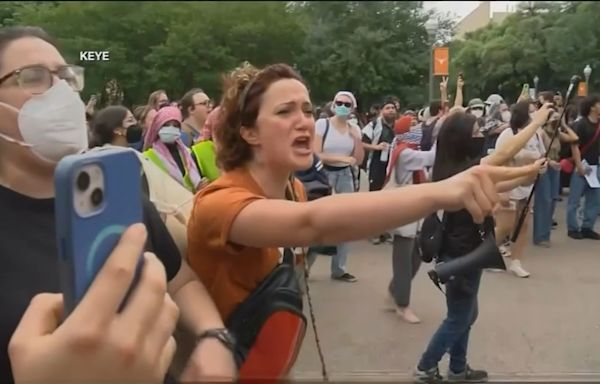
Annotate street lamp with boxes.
[584,64,592,95]
[533,75,539,98]
[425,20,438,103]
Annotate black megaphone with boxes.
[428,232,505,285]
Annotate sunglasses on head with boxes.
[334,100,352,108]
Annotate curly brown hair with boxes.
[215,62,304,171]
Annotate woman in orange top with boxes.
[186,63,544,378]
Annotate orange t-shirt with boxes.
[186,167,306,322]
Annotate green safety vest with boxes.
[144,148,196,192]
[191,140,220,181]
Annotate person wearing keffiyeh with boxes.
[385,115,437,324]
[143,106,203,192]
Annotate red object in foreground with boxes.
[238,311,306,383]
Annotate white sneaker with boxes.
[509,260,530,278]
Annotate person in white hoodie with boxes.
[384,116,436,324]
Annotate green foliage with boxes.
[452,1,600,103]
[16,1,600,110]
[5,1,453,111]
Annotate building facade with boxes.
[454,1,513,40]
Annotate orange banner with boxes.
[433,47,449,76]
[578,82,588,97]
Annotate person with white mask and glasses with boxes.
[313,90,364,282]
[0,26,236,384]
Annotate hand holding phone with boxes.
[54,148,144,315]
[9,224,179,383]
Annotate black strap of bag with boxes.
[286,179,329,381]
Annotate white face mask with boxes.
[158,125,181,144]
[501,111,511,122]
[471,109,483,118]
[0,80,88,163]
[349,118,358,126]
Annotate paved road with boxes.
[292,201,600,381]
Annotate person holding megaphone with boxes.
[414,104,552,384]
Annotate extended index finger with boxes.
[485,164,537,183]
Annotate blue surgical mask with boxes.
[334,105,351,117]
[158,125,181,144]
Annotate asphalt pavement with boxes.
[292,200,600,382]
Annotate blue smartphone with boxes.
[54,148,144,316]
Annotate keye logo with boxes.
[79,51,110,62]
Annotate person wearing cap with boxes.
[466,98,486,132]
[361,97,398,244]
[313,90,364,282]
[466,98,485,118]
[383,115,437,324]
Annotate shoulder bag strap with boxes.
[285,177,329,381]
[321,119,331,151]
[580,123,600,156]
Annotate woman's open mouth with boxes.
[292,136,312,154]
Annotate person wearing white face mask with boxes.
[313,90,364,282]
[142,106,207,193]
[466,98,485,120]
[0,26,236,384]
[481,97,510,154]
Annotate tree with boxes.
[7,1,453,111]
[293,1,453,109]
[451,1,600,103]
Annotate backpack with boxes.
[295,154,332,201]
[417,210,446,263]
[420,117,440,151]
[294,156,336,256]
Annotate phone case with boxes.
[54,148,143,315]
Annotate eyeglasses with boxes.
[195,100,211,107]
[0,64,84,94]
[334,100,352,108]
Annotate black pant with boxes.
[369,163,387,191]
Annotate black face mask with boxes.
[468,137,486,159]
[125,124,143,143]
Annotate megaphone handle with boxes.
[434,280,445,295]
[428,270,446,295]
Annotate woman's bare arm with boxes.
[228,163,542,248]
[482,104,552,166]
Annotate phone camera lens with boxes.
[90,188,104,207]
[76,171,90,191]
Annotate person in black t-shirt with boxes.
[566,95,600,240]
[414,106,552,384]
[361,98,398,244]
[362,98,398,193]
[0,26,235,383]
